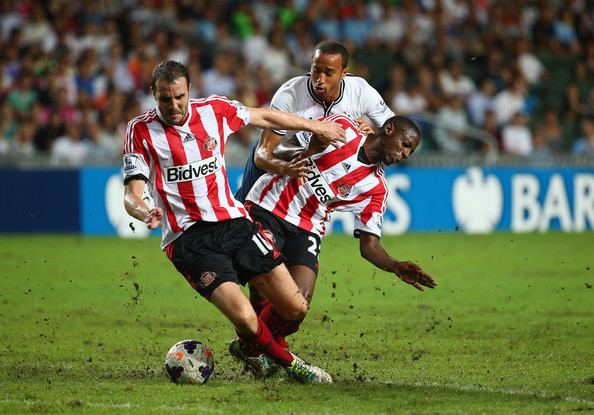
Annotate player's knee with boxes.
[232,308,258,335]
[283,299,308,321]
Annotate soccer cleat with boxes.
[286,354,333,384]
[228,338,278,378]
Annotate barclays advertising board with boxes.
[77,166,594,237]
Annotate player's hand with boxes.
[356,119,374,135]
[281,157,310,179]
[312,120,346,148]
[307,134,330,156]
[393,261,437,291]
[145,207,163,230]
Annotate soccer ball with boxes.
[164,339,214,384]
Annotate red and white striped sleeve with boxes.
[201,95,249,137]
[122,111,153,182]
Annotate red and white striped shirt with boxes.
[122,95,250,249]
[246,115,388,237]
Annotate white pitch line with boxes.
[377,380,594,406]
[0,398,225,414]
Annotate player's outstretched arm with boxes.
[124,179,162,230]
[359,233,437,291]
[248,107,346,147]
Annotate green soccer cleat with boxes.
[286,354,333,384]
[228,338,278,379]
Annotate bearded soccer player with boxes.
[122,60,347,383]
[229,114,436,375]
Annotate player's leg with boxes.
[209,280,294,369]
[248,284,269,316]
[258,228,321,346]
[258,265,316,347]
[244,204,285,316]
[233,141,266,202]
[249,264,308,322]
[166,220,294,371]
[290,264,318,305]
[232,221,332,383]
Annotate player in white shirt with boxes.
[234,40,395,202]
[234,40,396,327]
[122,61,347,383]
[230,114,436,375]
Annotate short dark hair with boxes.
[385,115,422,143]
[313,41,349,69]
[151,60,190,90]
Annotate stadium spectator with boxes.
[261,27,294,87]
[11,119,37,158]
[531,126,554,161]
[21,3,55,48]
[482,109,503,150]
[105,43,135,94]
[242,21,268,69]
[516,37,545,85]
[493,76,528,126]
[7,70,38,118]
[438,60,476,99]
[0,103,17,150]
[50,122,87,166]
[201,52,236,97]
[466,78,496,127]
[572,118,594,156]
[502,112,533,157]
[433,95,470,154]
[541,108,564,152]
[392,81,428,116]
[122,60,344,384]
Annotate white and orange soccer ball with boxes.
[164,339,214,384]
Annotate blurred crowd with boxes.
[1,0,594,167]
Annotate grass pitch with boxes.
[0,232,593,414]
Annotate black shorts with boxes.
[246,203,321,275]
[166,218,285,298]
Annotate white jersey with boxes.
[122,96,250,249]
[247,115,388,237]
[270,74,395,141]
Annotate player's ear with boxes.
[384,121,395,136]
[341,67,348,79]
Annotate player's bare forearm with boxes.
[359,233,437,291]
[255,130,311,178]
[124,180,162,229]
[248,108,345,145]
[359,233,400,272]
[254,130,290,174]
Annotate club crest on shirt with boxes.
[203,136,217,151]
[337,183,353,198]
[261,228,276,245]
[199,271,217,288]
